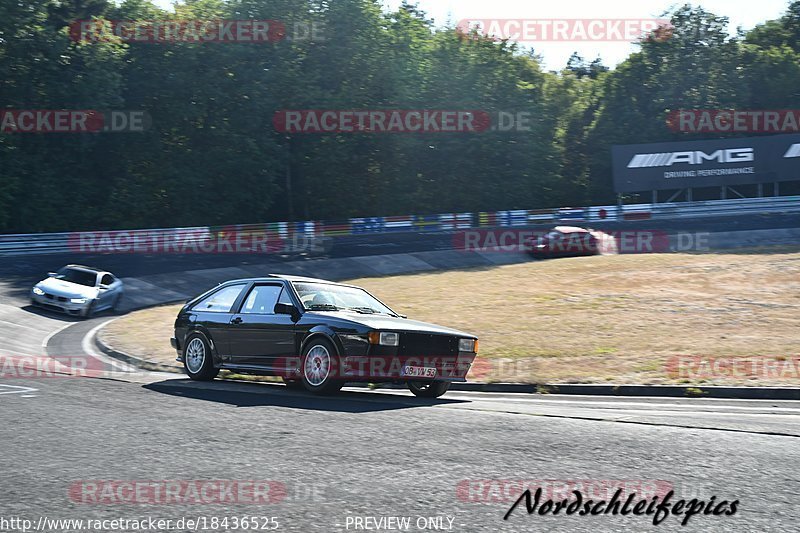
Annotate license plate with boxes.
[401,365,437,378]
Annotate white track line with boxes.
[0,384,39,395]
[364,389,800,412]
[81,318,137,373]
[446,397,800,413]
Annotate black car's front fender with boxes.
[300,326,347,358]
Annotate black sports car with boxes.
[171,275,479,398]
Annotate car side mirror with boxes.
[274,302,300,320]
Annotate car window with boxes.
[241,285,283,314]
[278,288,293,306]
[292,282,395,315]
[192,284,246,313]
[100,274,114,286]
[55,267,97,287]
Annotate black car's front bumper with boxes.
[340,354,476,382]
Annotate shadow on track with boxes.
[143,378,467,413]
[18,303,122,321]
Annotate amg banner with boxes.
[611,133,800,193]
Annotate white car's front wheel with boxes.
[81,300,95,318]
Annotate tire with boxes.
[282,377,304,389]
[111,293,122,312]
[300,337,343,395]
[81,300,95,318]
[183,333,219,381]
[408,381,451,398]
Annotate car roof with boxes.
[64,264,106,273]
[553,226,591,234]
[224,274,342,285]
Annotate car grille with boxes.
[399,333,459,357]
[44,293,67,302]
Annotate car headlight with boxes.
[32,287,44,296]
[368,331,399,346]
[459,338,478,353]
[70,298,88,304]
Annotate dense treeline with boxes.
[1,1,799,232]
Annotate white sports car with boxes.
[30,265,123,317]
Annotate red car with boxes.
[524,226,603,258]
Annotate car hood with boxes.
[36,277,98,299]
[310,311,475,338]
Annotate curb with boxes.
[361,382,800,400]
[94,330,183,374]
[446,382,800,400]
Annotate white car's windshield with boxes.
[292,282,395,315]
[55,268,96,287]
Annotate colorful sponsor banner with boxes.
[350,217,384,234]
[414,214,442,231]
[319,220,352,236]
[557,208,586,221]
[587,206,618,221]
[438,213,473,230]
[383,215,414,232]
[526,209,557,223]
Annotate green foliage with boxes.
[0,1,799,231]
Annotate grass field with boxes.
[100,250,800,386]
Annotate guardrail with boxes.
[1,196,798,256]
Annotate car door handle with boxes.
[231,317,243,324]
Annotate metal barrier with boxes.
[1,196,798,256]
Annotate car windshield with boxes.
[55,268,97,287]
[292,282,396,315]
